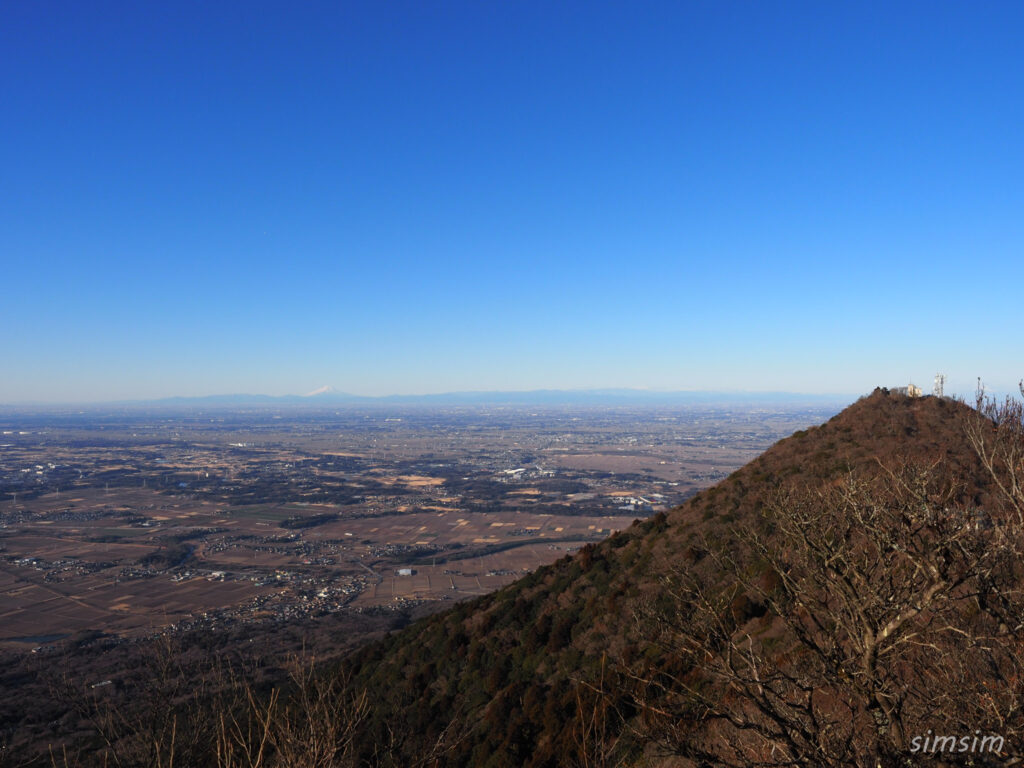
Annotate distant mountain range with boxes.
[126,387,853,408]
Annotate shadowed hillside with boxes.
[340,389,1022,767]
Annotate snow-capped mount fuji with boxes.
[302,385,339,397]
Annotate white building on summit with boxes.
[893,383,924,397]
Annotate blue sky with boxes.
[2,1,1022,402]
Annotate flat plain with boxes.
[0,402,842,649]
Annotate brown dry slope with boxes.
[342,390,1024,767]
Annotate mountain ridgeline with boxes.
[340,389,1024,767]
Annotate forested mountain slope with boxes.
[343,390,1021,767]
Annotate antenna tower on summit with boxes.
[933,373,946,398]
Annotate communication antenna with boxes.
[933,373,946,398]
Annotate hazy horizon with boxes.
[0,383,987,409]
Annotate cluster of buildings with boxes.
[893,373,947,399]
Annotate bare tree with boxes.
[570,654,632,768]
[362,693,473,768]
[50,634,232,768]
[965,380,1024,523]
[630,463,1024,767]
[50,643,374,768]
[215,655,368,768]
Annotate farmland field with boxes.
[0,402,840,648]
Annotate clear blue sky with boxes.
[2,1,1022,403]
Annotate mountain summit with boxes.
[339,389,1023,766]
